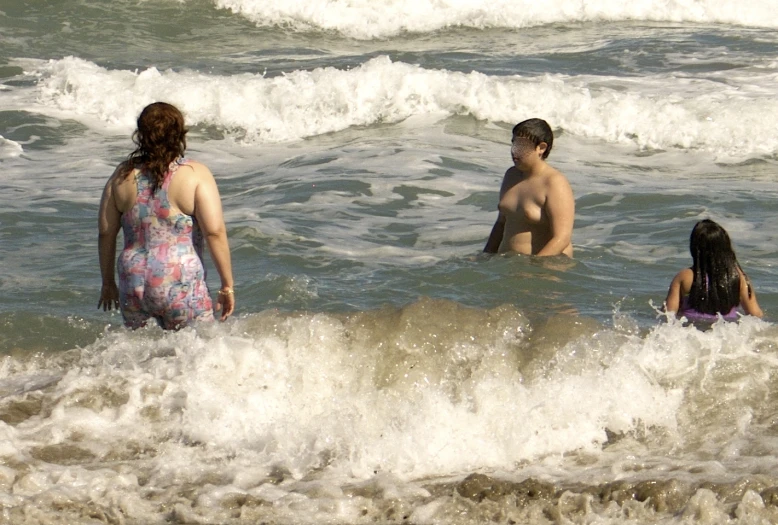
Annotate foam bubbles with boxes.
[0,136,23,159]
[2,302,778,523]
[214,0,778,39]
[24,56,778,159]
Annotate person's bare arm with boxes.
[193,166,235,321]
[536,173,574,256]
[664,271,685,314]
[484,171,512,254]
[739,270,763,318]
[484,211,506,253]
[98,176,121,311]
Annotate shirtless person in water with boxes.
[484,118,574,257]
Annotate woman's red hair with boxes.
[121,102,188,191]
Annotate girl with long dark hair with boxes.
[665,219,762,321]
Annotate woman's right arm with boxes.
[484,171,512,254]
[98,177,121,311]
[484,211,506,253]
[739,271,763,318]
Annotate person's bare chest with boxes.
[498,177,546,224]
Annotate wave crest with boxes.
[22,56,778,158]
[214,0,778,39]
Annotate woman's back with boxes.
[98,101,234,330]
[666,266,763,321]
[115,158,213,328]
[119,158,202,254]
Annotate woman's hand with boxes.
[215,287,235,321]
[98,282,120,311]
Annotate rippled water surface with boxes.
[2,0,778,523]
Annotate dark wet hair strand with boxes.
[121,102,188,192]
[688,219,742,315]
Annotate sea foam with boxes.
[20,56,778,159]
[214,0,778,39]
[0,136,23,159]
[1,302,776,523]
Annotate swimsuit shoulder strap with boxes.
[133,166,152,194]
[161,157,189,190]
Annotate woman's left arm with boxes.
[537,173,575,256]
[193,165,235,321]
[664,272,683,314]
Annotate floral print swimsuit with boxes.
[118,158,214,329]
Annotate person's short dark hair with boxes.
[512,118,554,159]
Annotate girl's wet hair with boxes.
[688,219,743,315]
[121,102,188,191]
[512,118,554,159]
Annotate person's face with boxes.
[511,136,546,165]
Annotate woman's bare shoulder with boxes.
[107,161,134,186]
[180,159,214,178]
[678,267,695,289]
[676,267,693,280]
[670,267,694,288]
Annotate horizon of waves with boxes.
[213,0,778,39]
[7,55,778,159]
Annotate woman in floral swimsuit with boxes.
[98,102,234,329]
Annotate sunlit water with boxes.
[2,0,778,523]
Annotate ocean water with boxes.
[2,0,778,523]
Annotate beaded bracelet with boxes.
[218,288,234,296]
